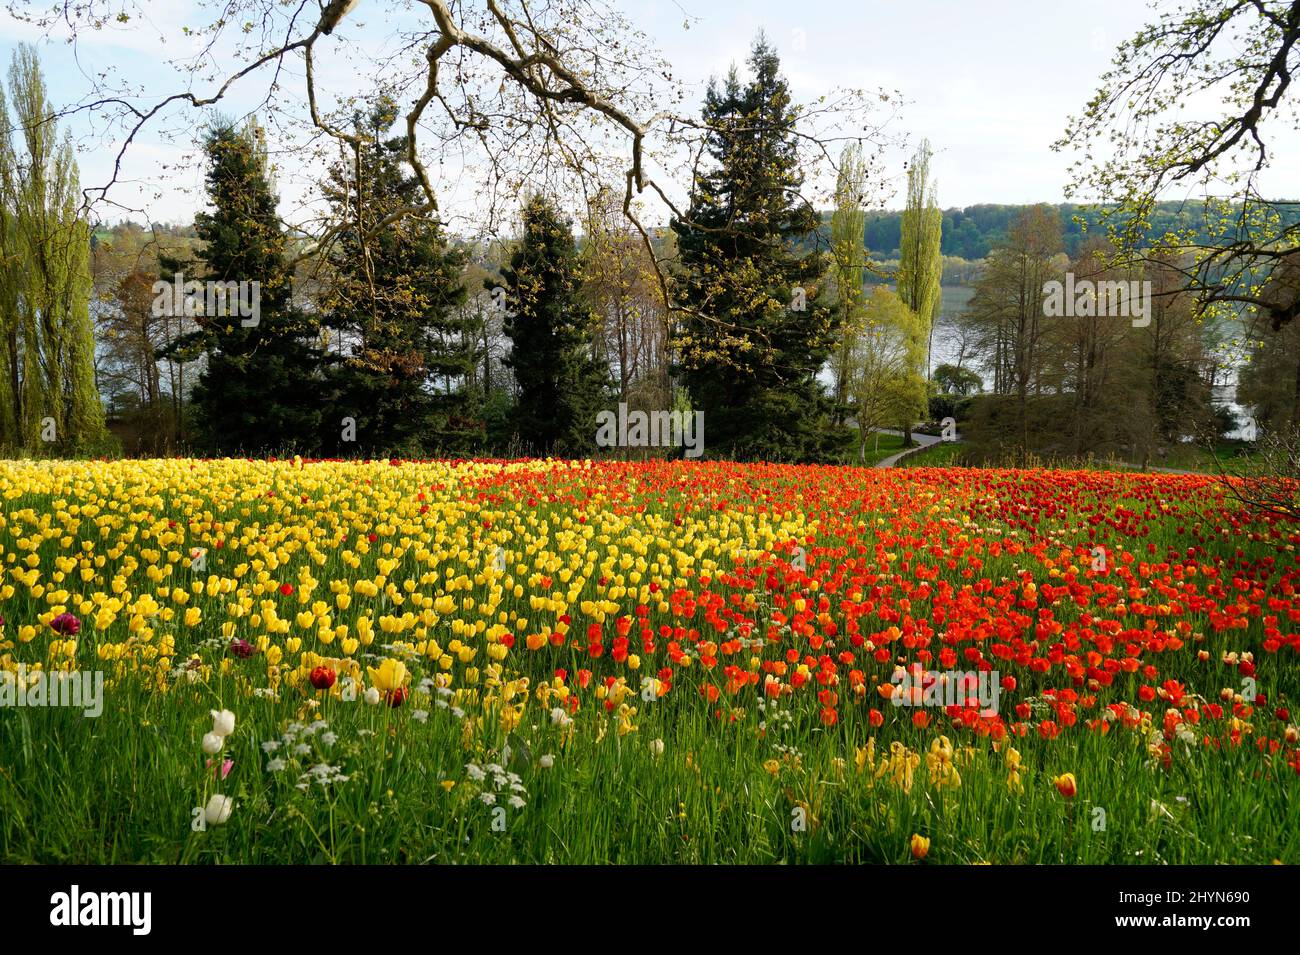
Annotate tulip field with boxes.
[0,457,1297,864]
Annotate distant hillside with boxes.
[831,200,1300,261]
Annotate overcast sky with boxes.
[2,0,1297,229]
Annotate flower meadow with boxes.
[0,457,1297,864]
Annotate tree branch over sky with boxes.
[3,0,899,328]
[1057,0,1300,330]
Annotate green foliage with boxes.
[176,119,323,456]
[853,201,1300,265]
[932,363,982,397]
[896,141,942,440]
[1238,318,1300,432]
[672,36,847,462]
[497,195,613,456]
[0,45,105,453]
[847,287,927,462]
[897,141,942,329]
[319,101,474,457]
[1057,1,1300,329]
[829,142,872,417]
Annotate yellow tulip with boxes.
[367,658,408,693]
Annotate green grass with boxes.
[848,431,907,467]
[3,665,1294,864]
[899,441,967,468]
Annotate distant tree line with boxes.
[846,202,1300,265]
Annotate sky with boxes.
[2,0,1297,230]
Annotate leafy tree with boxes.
[174,118,322,455]
[959,205,1063,459]
[847,287,927,463]
[1240,317,1300,433]
[1120,253,1218,464]
[1059,0,1300,330]
[672,35,844,462]
[932,363,982,397]
[896,139,942,444]
[582,184,670,410]
[829,142,873,423]
[0,45,106,451]
[497,195,611,455]
[1044,238,1133,456]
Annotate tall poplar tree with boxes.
[0,45,105,451]
[830,141,871,423]
[672,35,844,462]
[896,139,942,445]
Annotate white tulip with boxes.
[201,732,224,755]
[364,686,382,705]
[539,754,555,769]
[204,793,233,825]
[210,709,236,737]
[649,738,665,757]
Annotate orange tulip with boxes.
[1053,772,1078,798]
[910,833,930,860]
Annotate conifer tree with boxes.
[672,35,844,462]
[174,118,322,455]
[319,100,474,456]
[497,195,611,455]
